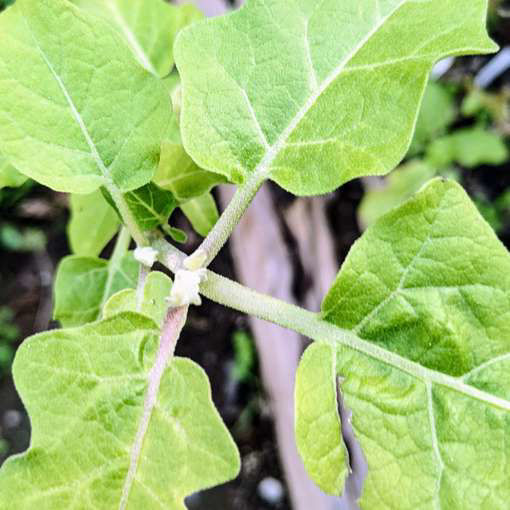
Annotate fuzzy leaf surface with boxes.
[54,253,138,327]
[175,0,496,195]
[104,271,172,327]
[0,313,240,509]
[70,0,202,77]
[68,190,120,257]
[0,0,172,193]
[296,179,510,508]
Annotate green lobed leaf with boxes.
[175,0,496,195]
[68,190,120,257]
[71,0,202,77]
[180,192,219,237]
[0,313,240,508]
[104,271,172,327]
[296,179,510,508]
[154,140,226,203]
[0,154,27,189]
[324,178,510,374]
[0,0,173,193]
[54,253,138,327]
[426,127,509,168]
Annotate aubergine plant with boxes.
[0,1,507,509]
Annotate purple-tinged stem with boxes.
[119,305,188,509]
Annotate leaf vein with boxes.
[250,0,408,179]
[426,382,444,509]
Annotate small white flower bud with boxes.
[168,268,207,307]
[134,246,159,268]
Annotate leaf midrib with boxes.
[249,0,408,179]
[118,307,188,510]
[23,12,111,184]
[425,381,444,508]
[312,314,510,412]
[105,0,159,76]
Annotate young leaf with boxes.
[358,160,436,228]
[180,193,219,237]
[0,223,46,252]
[104,271,173,327]
[68,190,120,257]
[426,127,509,168]
[296,179,510,507]
[175,0,496,195]
[0,313,240,508]
[0,0,172,193]
[54,253,138,327]
[154,141,226,202]
[359,122,508,229]
[123,183,178,233]
[407,81,457,156]
[0,155,27,189]
[70,0,202,77]
[103,183,186,242]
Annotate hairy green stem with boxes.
[199,271,510,412]
[153,238,510,412]
[193,170,267,266]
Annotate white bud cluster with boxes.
[168,268,207,307]
[134,246,159,267]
